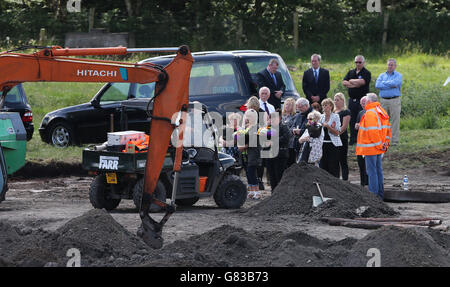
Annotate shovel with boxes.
[312,182,332,207]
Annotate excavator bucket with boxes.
[137,45,193,249]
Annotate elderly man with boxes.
[356,93,391,199]
[376,58,402,146]
[256,58,286,110]
[258,86,276,116]
[302,54,330,105]
[343,55,371,145]
[290,98,313,159]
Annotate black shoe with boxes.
[259,181,265,190]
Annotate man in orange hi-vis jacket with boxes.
[356,93,391,199]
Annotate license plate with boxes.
[106,172,117,184]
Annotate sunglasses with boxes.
[355,61,362,64]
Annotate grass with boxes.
[18,50,450,163]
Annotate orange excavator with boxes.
[0,45,194,248]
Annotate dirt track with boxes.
[0,149,449,266]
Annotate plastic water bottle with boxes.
[402,175,409,191]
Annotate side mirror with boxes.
[91,99,100,108]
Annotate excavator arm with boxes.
[0,45,194,249]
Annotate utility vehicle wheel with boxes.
[175,197,200,207]
[49,121,74,148]
[89,175,121,210]
[214,174,247,209]
[133,178,167,213]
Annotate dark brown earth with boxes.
[0,148,449,267]
[246,162,398,218]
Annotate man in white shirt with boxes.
[259,86,275,116]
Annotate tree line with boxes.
[0,0,448,54]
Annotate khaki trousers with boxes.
[380,97,401,144]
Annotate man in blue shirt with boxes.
[375,58,402,145]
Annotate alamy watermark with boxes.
[170,103,280,159]
[66,248,81,267]
[366,248,381,267]
[67,0,81,13]
[366,0,381,13]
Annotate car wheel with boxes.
[133,178,167,213]
[214,174,247,209]
[49,121,74,147]
[89,175,121,211]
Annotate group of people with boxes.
[221,55,400,199]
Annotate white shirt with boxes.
[259,99,275,114]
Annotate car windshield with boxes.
[244,57,295,92]
[189,61,240,96]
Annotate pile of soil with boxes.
[2,210,449,267]
[143,225,356,267]
[345,226,450,267]
[0,210,152,267]
[246,163,398,218]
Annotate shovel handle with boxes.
[314,182,325,201]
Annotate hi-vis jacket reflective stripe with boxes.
[356,102,391,156]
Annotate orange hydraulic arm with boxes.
[0,45,193,249]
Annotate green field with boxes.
[22,52,449,162]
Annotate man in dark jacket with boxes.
[342,55,371,145]
[302,54,330,105]
[291,98,313,138]
[256,58,286,110]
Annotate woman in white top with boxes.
[319,98,342,178]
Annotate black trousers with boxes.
[320,142,340,178]
[257,160,265,181]
[357,155,369,186]
[338,134,349,180]
[266,157,288,191]
[287,148,296,167]
[348,98,363,144]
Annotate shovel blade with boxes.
[312,196,332,207]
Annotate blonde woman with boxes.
[334,92,351,180]
[282,97,296,124]
[246,96,261,112]
[319,98,342,178]
[238,109,262,199]
[281,97,296,166]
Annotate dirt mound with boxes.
[345,226,450,267]
[46,209,151,266]
[11,160,85,179]
[143,225,356,267]
[0,209,152,266]
[246,163,398,218]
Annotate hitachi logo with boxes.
[77,69,117,77]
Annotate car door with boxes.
[121,82,156,133]
[76,82,131,143]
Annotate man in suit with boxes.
[302,54,330,105]
[256,58,286,111]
